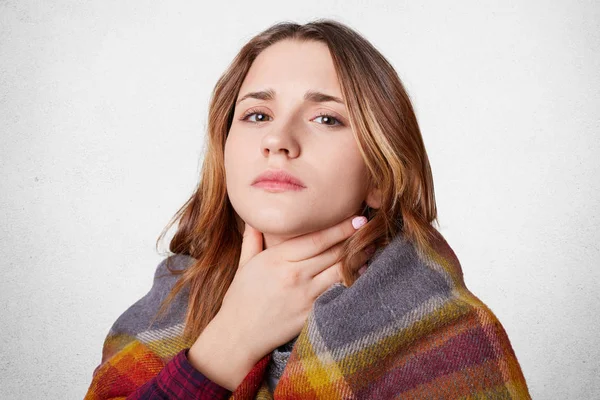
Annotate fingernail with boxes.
[358,264,368,275]
[352,216,368,229]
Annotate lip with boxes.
[251,169,306,191]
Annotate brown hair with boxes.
[153,18,439,341]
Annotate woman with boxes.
[85,19,531,399]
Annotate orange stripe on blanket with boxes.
[84,340,165,400]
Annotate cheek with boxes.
[224,133,247,179]
[224,136,242,197]
[317,140,368,200]
[224,131,259,214]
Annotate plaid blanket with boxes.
[85,229,531,399]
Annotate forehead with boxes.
[239,39,342,96]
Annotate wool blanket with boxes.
[85,228,531,399]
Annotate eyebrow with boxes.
[235,89,345,106]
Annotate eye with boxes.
[313,113,343,127]
[240,108,272,123]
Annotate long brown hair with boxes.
[153,19,440,341]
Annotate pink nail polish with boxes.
[352,216,367,229]
[358,264,367,275]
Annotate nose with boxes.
[260,123,300,159]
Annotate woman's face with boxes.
[225,39,378,248]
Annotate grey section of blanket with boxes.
[310,232,453,354]
[107,254,195,337]
[266,336,298,393]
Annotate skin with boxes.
[225,38,381,248]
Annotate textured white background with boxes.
[1,1,598,398]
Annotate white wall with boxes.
[1,1,598,398]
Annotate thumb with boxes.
[238,222,263,269]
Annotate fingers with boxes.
[299,241,344,278]
[309,247,371,298]
[279,215,368,262]
[238,223,264,270]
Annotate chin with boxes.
[241,210,312,237]
[254,217,305,236]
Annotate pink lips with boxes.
[252,169,306,192]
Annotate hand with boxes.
[188,214,370,390]
[219,214,370,363]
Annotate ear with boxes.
[365,186,382,209]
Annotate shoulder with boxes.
[107,254,196,339]
[94,254,197,369]
[151,253,196,293]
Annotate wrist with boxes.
[188,313,257,391]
